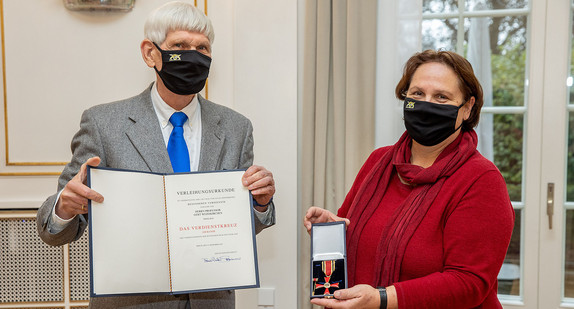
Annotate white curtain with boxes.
[299,0,377,308]
[375,0,423,148]
[467,2,494,161]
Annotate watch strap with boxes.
[377,287,387,309]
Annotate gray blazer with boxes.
[36,84,275,308]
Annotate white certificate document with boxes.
[87,167,259,297]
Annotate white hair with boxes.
[144,1,215,44]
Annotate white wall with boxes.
[0,1,297,308]
[215,0,298,308]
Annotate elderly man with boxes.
[36,2,275,308]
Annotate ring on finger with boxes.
[81,204,85,211]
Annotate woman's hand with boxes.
[303,206,350,234]
[310,285,380,309]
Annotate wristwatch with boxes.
[377,287,387,309]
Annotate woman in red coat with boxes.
[304,50,515,309]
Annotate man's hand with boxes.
[242,165,275,212]
[310,284,380,309]
[303,206,350,234]
[55,157,104,220]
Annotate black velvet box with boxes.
[310,221,347,299]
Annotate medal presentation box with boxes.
[310,221,347,299]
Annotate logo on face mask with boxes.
[169,54,182,61]
[405,100,415,109]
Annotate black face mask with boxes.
[403,97,467,146]
[153,42,212,95]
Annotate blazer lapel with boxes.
[197,95,224,171]
[125,86,173,173]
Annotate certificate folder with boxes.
[87,167,259,297]
[310,221,347,299]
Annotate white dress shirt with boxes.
[150,83,202,172]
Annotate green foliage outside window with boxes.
[491,45,525,202]
[567,35,574,202]
[567,107,574,201]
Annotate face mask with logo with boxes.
[153,42,212,95]
[403,97,467,146]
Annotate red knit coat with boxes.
[338,146,515,308]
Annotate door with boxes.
[536,0,574,308]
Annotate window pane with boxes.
[568,113,574,201]
[422,19,458,51]
[498,209,521,296]
[490,15,527,107]
[466,0,493,11]
[567,6,574,201]
[566,210,574,297]
[423,0,458,14]
[466,0,528,11]
[493,114,523,202]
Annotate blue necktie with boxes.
[167,112,190,173]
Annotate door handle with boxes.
[547,183,554,230]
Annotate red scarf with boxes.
[345,130,478,287]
